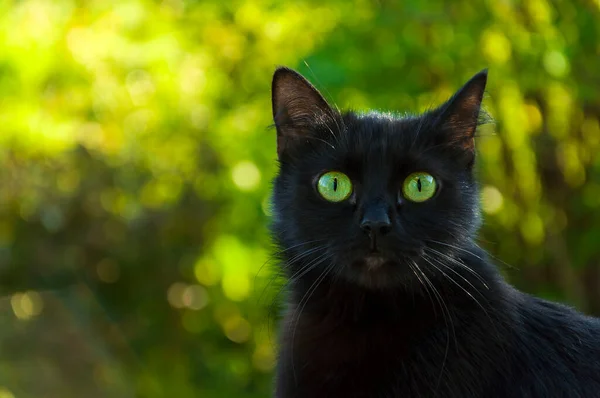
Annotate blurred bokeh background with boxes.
[0,0,599,397]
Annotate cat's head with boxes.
[270,67,488,290]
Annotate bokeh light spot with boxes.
[222,272,250,302]
[10,291,44,320]
[481,30,512,64]
[481,185,504,214]
[194,259,221,286]
[252,343,276,372]
[520,213,545,245]
[524,103,543,133]
[223,315,251,343]
[182,284,209,310]
[543,50,570,78]
[232,161,261,191]
[0,387,15,398]
[167,282,187,309]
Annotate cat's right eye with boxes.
[402,172,437,202]
[317,171,353,202]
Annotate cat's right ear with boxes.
[272,67,337,158]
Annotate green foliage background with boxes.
[0,0,599,396]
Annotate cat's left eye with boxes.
[317,171,353,202]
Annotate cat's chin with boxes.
[364,255,388,270]
[345,254,413,290]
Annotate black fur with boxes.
[270,67,600,397]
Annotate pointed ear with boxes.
[433,69,488,156]
[272,67,337,158]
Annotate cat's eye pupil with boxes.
[333,178,338,191]
[417,178,422,192]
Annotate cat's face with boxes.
[271,68,487,289]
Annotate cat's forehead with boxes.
[340,112,421,154]
[326,112,459,179]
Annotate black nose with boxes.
[360,205,392,236]
[360,219,392,236]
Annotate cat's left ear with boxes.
[433,69,488,162]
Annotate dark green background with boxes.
[1,0,599,396]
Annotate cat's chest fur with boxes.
[275,286,600,398]
[275,288,511,398]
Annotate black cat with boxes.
[269,67,600,397]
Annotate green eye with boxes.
[317,171,353,202]
[402,172,437,202]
